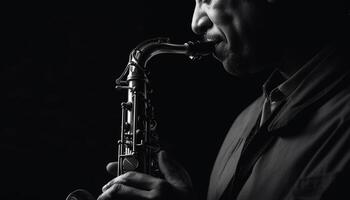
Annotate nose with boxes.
[191,3,212,35]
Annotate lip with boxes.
[204,36,224,49]
[212,39,228,61]
[204,34,224,43]
[202,34,226,59]
[214,39,223,47]
[206,38,223,45]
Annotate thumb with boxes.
[106,161,118,176]
[158,150,192,189]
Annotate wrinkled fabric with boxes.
[207,41,350,200]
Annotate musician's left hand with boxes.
[97,150,195,200]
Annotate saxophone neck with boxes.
[115,37,217,87]
[129,37,217,69]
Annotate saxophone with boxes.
[66,37,216,200]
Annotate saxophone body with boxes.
[66,37,216,200]
[114,37,216,176]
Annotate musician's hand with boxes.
[97,150,195,200]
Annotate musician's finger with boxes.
[158,150,192,189]
[98,183,150,200]
[102,171,165,192]
[106,161,118,176]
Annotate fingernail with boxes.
[102,182,109,192]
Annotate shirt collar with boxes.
[262,71,287,103]
[262,55,317,103]
[267,40,349,131]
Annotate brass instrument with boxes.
[66,37,216,200]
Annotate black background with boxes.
[1,2,268,200]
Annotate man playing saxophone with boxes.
[98,0,350,199]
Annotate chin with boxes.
[221,51,277,77]
[222,55,255,77]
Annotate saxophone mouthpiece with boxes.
[185,40,217,60]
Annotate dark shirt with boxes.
[207,40,350,200]
[260,44,333,126]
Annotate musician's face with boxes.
[191,0,280,76]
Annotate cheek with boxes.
[208,0,236,26]
[209,9,233,29]
[213,1,259,52]
[233,3,258,45]
[232,1,274,56]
